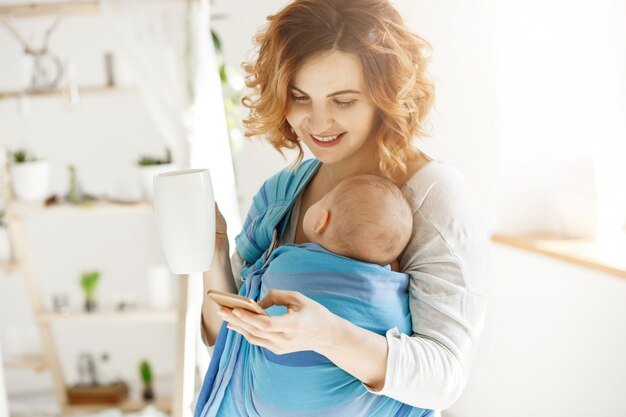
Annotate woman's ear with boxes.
[313,209,331,234]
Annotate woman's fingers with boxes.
[257,289,303,309]
[232,308,276,331]
[227,323,273,348]
[220,307,278,332]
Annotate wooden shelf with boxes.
[3,354,48,372]
[7,200,152,219]
[1,142,194,417]
[0,260,20,273]
[63,397,171,415]
[0,1,100,18]
[492,232,626,279]
[0,85,136,101]
[39,309,178,324]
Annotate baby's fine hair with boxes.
[329,174,412,265]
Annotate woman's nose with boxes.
[307,107,333,134]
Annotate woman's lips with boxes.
[310,132,346,148]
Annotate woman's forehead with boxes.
[292,51,365,95]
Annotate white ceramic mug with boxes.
[153,169,215,274]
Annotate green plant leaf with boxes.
[80,270,100,299]
[211,29,222,53]
[139,360,153,386]
[137,148,172,166]
[10,149,37,164]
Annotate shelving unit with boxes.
[38,310,179,324]
[1,3,200,415]
[3,355,48,372]
[7,199,152,218]
[492,232,626,279]
[66,397,172,415]
[0,1,101,18]
[0,85,137,101]
[0,260,20,273]
[0,156,194,417]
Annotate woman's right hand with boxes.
[214,202,229,250]
[215,202,227,236]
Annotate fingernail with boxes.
[216,310,227,318]
[233,309,242,317]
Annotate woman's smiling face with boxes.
[285,50,379,166]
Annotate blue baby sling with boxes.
[195,159,432,417]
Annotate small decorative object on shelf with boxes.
[136,148,178,202]
[104,52,116,87]
[52,293,70,315]
[80,270,100,312]
[77,352,98,386]
[1,16,64,91]
[64,59,80,107]
[71,350,127,403]
[97,352,119,386]
[66,164,97,205]
[8,148,52,202]
[115,293,137,311]
[67,164,84,205]
[139,359,154,402]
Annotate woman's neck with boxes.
[318,157,381,190]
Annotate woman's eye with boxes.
[291,95,309,103]
[334,100,356,108]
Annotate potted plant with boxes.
[136,148,177,202]
[8,149,51,202]
[139,359,154,401]
[80,270,100,312]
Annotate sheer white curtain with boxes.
[101,0,240,235]
[101,0,240,412]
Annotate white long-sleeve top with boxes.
[207,160,489,411]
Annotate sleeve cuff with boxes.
[362,327,401,396]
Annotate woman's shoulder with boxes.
[401,160,472,213]
[400,159,489,295]
[400,159,487,261]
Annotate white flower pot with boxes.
[0,228,11,264]
[137,163,178,202]
[10,160,51,202]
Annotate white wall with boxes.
[447,244,626,417]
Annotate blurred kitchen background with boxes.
[0,1,624,417]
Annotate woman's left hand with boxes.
[216,289,337,355]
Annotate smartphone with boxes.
[207,290,268,316]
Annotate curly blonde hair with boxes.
[242,0,435,182]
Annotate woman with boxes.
[198,0,488,415]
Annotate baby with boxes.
[302,174,413,266]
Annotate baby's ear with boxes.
[313,209,331,234]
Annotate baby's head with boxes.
[303,174,412,265]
